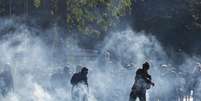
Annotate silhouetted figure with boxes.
[71,67,88,87]
[0,64,14,96]
[180,71,193,101]
[50,66,71,89]
[76,65,82,73]
[175,71,186,101]
[161,67,178,101]
[192,63,201,101]
[71,67,89,101]
[129,62,154,101]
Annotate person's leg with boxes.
[129,91,137,101]
[82,90,88,101]
[71,86,80,101]
[139,93,146,101]
[193,94,200,101]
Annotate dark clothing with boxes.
[0,71,13,96]
[135,69,152,84]
[192,69,201,100]
[71,71,88,101]
[129,91,146,101]
[71,72,88,86]
[130,68,153,101]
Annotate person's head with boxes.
[3,63,11,72]
[142,62,150,71]
[63,66,69,73]
[196,63,201,71]
[81,67,88,75]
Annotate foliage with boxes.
[0,0,9,15]
[34,0,42,8]
[0,0,132,37]
[187,0,201,29]
[66,0,132,37]
[50,0,58,15]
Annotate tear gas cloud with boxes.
[0,18,201,101]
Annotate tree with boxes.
[34,0,42,8]
[50,0,58,15]
[187,0,201,30]
[0,0,7,15]
[65,0,132,37]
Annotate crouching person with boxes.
[129,62,154,101]
[71,67,89,101]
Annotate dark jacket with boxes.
[132,68,152,93]
[71,72,88,86]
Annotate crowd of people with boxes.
[0,61,201,101]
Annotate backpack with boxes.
[70,73,80,85]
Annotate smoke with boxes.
[0,18,201,101]
[131,0,201,55]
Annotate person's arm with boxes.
[139,71,154,86]
[84,78,88,87]
[145,76,154,86]
[83,77,89,93]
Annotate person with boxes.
[192,63,201,101]
[71,67,88,87]
[71,67,89,101]
[0,64,14,96]
[129,62,154,101]
[50,66,70,90]
[76,65,82,73]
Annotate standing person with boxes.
[50,66,71,90]
[71,67,89,101]
[192,63,201,101]
[129,62,154,101]
[0,64,14,96]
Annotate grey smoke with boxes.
[0,18,200,101]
